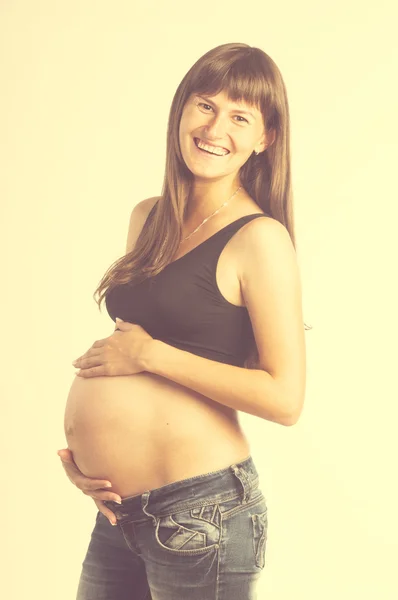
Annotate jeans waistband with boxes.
[103,455,259,525]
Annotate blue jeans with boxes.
[76,455,268,599]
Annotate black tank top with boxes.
[105,206,270,367]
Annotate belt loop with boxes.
[231,464,253,503]
[141,491,158,526]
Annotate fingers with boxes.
[94,499,118,526]
[57,448,122,521]
[63,468,121,501]
[83,488,122,503]
[59,456,88,482]
[75,365,106,378]
[58,449,105,484]
[92,339,108,348]
[75,351,103,369]
[82,479,114,492]
[57,450,121,501]
[58,452,84,483]
[57,448,74,462]
[63,465,112,491]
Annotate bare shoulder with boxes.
[235,215,297,280]
[235,213,291,250]
[236,215,305,425]
[138,196,161,216]
[125,196,161,254]
[243,213,291,243]
[133,195,161,219]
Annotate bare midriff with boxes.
[64,199,266,499]
[64,372,251,499]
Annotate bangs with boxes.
[189,52,273,117]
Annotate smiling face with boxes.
[178,89,269,181]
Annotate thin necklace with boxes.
[180,186,242,244]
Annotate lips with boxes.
[193,137,230,155]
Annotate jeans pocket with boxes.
[252,508,268,569]
[154,502,221,556]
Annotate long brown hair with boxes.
[93,42,310,369]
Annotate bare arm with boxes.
[142,217,306,426]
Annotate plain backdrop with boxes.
[1,1,397,599]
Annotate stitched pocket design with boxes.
[252,509,268,569]
[155,503,221,555]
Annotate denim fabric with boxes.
[76,455,268,599]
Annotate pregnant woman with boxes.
[59,42,306,600]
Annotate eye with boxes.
[197,102,213,112]
[196,102,248,124]
[235,115,248,123]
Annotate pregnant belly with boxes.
[64,372,249,498]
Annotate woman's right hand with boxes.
[57,448,122,526]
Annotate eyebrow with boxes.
[196,95,256,120]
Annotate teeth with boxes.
[195,138,229,156]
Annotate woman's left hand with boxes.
[72,318,154,378]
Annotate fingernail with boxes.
[110,521,117,526]
[115,500,122,504]
[72,361,78,366]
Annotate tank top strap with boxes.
[223,212,271,235]
[204,212,271,263]
[143,205,270,268]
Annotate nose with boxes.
[203,112,230,142]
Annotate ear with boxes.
[262,128,276,151]
[266,128,276,148]
[256,128,276,154]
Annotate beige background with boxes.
[1,1,397,598]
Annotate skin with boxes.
[178,90,274,224]
[58,90,305,527]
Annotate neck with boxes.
[186,177,242,222]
